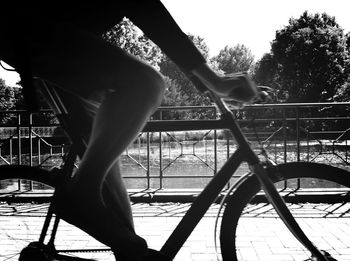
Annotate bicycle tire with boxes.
[0,165,57,261]
[220,162,350,261]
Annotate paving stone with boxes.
[1,202,350,260]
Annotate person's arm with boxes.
[125,1,257,103]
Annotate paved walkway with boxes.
[1,202,350,261]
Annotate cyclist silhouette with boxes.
[0,2,257,260]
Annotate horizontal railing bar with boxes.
[0,101,348,115]
[236,117,350,123]
[143,120,227,132]
[6,115,348,126]
[123,175,240,179]
[244,101,350,108]
[156,105,216,111]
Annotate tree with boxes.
[0,79,16,110]
[334,32,350,102]
[252,53,288,102]
[210,44,255,74]
[267,11,349,102]
[334,82,350,102]
[103,18,163,69]
[252,53,276,85]
[346,32,350,52]
[0,79,22,123]
[159,35,212,109]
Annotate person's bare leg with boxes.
[73,62,164,195]
[51,66,164,260]
[102,161,135,230]
[63,61,163,237]
[27,23,165,257]
[50,89,137,232]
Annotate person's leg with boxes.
[29,23,165,257]
[67,72,164,259]
[55,89,137,231]
[102,162,135,230]
[47,87,143,257]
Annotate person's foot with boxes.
[52,181,148,258]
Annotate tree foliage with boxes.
[254,11,350,103]
[159,35,215,119]
[345,32,350,53]
[210,44,255,74]
[0,79,16,110]
[334,32,350,102]
[159,35,210,101]
[0,79,24,123]
[103,18,163,69]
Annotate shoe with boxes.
[52,183,148,258]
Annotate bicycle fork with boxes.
[208,91,331,261]
[251,162,330,261]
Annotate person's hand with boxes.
[212,72,258,103]
[253,86,273,103]
[190,64,257,104]
[225,85,274,110]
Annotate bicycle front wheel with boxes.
[0,165,57,261]
[220,162,350,261]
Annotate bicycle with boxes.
[0,75,349,261]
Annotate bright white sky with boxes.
[1,0,350,86]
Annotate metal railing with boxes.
[0,102,349,192]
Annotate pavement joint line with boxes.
[1,202,350,260]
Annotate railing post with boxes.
[159,131,163,189]
[16,112,21,191]
[214,130,217,175]
[10,138,13,164]
[17,112,21,165]
[283,108,287,163]
[38,138,41,165]
[296,106,300,162]
[146,132,150,189]
[295,106,301,189]
[29,113,33,190]
[282,107,288,189]
[29,113,33,167]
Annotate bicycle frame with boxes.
[37,80,329,261]
[161,92,328,261]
